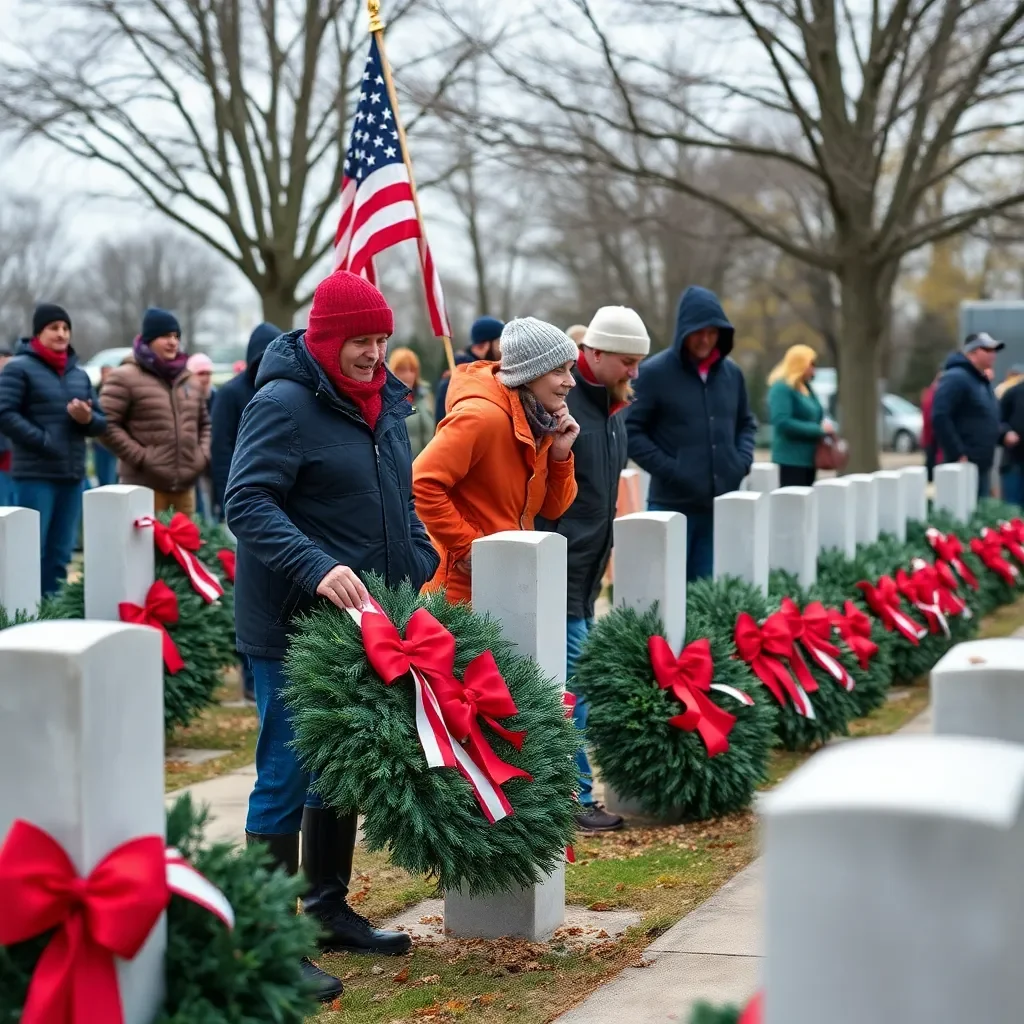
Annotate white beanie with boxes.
[582,306,650,356]
[497,317,579,389]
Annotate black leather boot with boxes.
[245,832,345,1002]
[301,807,412,956]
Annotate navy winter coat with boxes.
[626,287,757,513]
[932,352,1006,469]
[210,322,281,511]
[224,330,440,659]
[0,340,107,482]
[434,349,478,425]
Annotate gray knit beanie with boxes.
[496,317,579,389]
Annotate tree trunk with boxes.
[262,290,300,333]
[837,265,888,473]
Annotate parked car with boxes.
[880,393,923,452]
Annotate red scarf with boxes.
[577,348,628,416]
[30,337,68,375]
[695,349,721,380]
[330,364,386,430]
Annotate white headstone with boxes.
[83,485,156,620]
[769,487,817,588]
[0,620,166,1023]
[444,531,566,940]
[762,735,1024,1024]
[0,507,40,618]
[932,638,1024,745]
[813,479,856,558]
[873,470,907,542]
[900,466,928,522]
[714,491,770,593]
[934,464,969,522]
[963,461,979,513]
[612,512,687,653]
[745,462,780,494]
[844,474,879,545]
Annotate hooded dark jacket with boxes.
[536,363,628,620]
[224,330,439,659]
[210,322,280,511]
[434,348,478,425]
[0,339,107,481]
[932,352,1006,469]
[626,287,757,513]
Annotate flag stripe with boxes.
[349,220,422,277]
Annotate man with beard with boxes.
[536,306,650,832]
[433,316,503,425]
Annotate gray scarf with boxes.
[517,387,559,442]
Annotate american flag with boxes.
[334,35,451,339]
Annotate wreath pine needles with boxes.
[284,575,580,897]
[573,588,776,822]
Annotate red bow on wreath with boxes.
[648,636,738,756]
[828,600,879,670]
[118,580,185,673]
[217,548,236,583]
[856,576,927,643]
[926,528,979,590]
[896,565,950,638]
[362,606,456,688]
[780,598,854,692]
[971,532,1020,586]
[739,991,763,1024]
[135,513,224,603]
[734,612,816,718]
[434,651,533,786]
[996,521,1024,564]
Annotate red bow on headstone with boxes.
[856,576,926,643]
[119,580,185,673]
[216,548,236,583]
[0,821,169,1024]
[897,565,950,637]
[926,528,979,589]
[780,598,854,692]
[434,650,532,786]
[828,600,879,670]
[135,513,224,603]
[648,636,737,756]
[971,532,1020,586]
[734,612,816,718]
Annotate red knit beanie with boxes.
[304,270,394,363]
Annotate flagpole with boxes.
[368,0,457,377]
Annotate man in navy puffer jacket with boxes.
[225,270,438,1001]
[626,286,757,580]
[0,303,106,595]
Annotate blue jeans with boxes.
[977,465,992,501]
[648,503,714,581]
[0,468,14,506]
[566,616,595,807]
[241,652,256,700]
[16,479,83,597]
[1002,465,1024,507]
[246,656,322,835]
[92,442,118,487]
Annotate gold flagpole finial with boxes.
[367,0,385,33]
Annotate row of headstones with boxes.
[756,636,1024,1023]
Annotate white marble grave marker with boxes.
[0,620,166,1023]
[874,470,907,542]
[714,491,770,593]
[762,735,1024,1024]
[900,465,928,522]
[0,507,40,618]
[844,474,879,545]
[934,464,969,522]
[813,479,856,558]
[744,462,780,494]
[769,486,817,587]
[83,485,155,621]
[444,531,567,940]
[963,461,979,514]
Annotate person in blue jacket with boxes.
[626,286,757,580]
[433,315,504,424]
[932,332,1019,499]
[0,303,107,596]
[225,270,439,1002]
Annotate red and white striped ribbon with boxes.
[165,847,234,928]
[709,683,755,705]
[347,603,513,824]
[804,641,855,691]
[135,516,224,604]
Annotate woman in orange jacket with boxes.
[413,317,581,604]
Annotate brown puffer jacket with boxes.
[99,363,211,492]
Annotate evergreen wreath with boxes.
[689,1005,741,1024]
[0,795,319,1024]
[572,590,776,822]
[285,575,580,897]
[42,513,237,733]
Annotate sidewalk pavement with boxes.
[166,763,254,845]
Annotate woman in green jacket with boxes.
[767,343,833,486]
[388,347,436,457]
